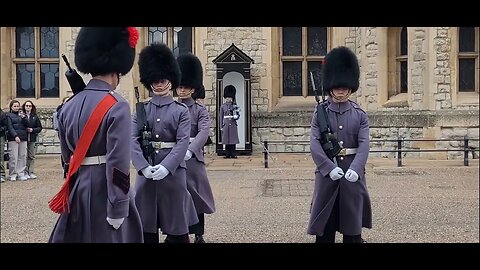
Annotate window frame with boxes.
[397,27,408,94]
[457,27,479,93]
[12,27,60,99]
[279,27,330,98]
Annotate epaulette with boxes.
[108,91,121,102]
[195,100,206,108]
[349,100,366,114]
[174,100,188,108]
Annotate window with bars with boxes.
[280,27,328,97]
[13,27,60,98]
[458,27,479,93]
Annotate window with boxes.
[458,27,479,93]
[280,27,328,97]
[147,27,192,57]
[13,27,59,98]
[387,27,408,99]
[398,27,408,93]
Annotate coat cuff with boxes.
[107,198,129,219]
[318,159,337,177]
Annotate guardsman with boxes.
[308,46,372,243]
[49,27,143,243]
[132,43,198,243]
[176,53,216,243]
[219,85,240,158]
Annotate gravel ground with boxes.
[1,155,478,243]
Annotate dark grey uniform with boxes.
[131,95,199,238]
[308,97,372,241]
[49,79,143,243]
[219,101,240,145]
[181,97,215,238]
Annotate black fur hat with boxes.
[75,27,137,76]
[223,85,236,99]
[192,85,205,100]
[177,53,203,91]
[138,43,181,91]
[322,46,360,94]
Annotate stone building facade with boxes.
[1,27,478,159]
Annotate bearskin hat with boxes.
[322,46,360,94]
[75,27,138,76]
[138,43,181,91]
[192,85,205,100]
[223,85,236,99]
[177,53,203,91]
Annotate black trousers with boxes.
[164,233,190,243]
[144,231,190,243]
[188,213,205,236]
[143,232,159,243]
[315,191,362,243]
[225,144,236,158]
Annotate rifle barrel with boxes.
[310,72,320,104]
[61,54,73,71]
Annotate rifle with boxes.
[310,71,341,161]
[135,87,153,161]
[61,54,86,94]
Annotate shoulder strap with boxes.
[49,93,118,214]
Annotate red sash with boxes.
[49,93,118,214]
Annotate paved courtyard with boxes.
[1,154,478,243]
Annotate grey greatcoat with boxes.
[219,101,239,145]
[181,98,215,214]
[131,95,199,235]
[307,97,372,236]
[49,79,143,243]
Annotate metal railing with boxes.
[262,137,480,168]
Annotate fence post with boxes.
[264,141,269,168]
[397,137,403,167]
[464,136,469,166]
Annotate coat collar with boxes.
[150,94,175,107]
[327,97,353,113]
[84,79,114,92]
[179,97,195,107]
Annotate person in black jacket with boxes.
[22,100,43,179]
[6,100,28,181]
[0,108,7,183]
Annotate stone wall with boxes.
[203,27,268,113]
[27,27,480,162]
[433,27,453,109]
[411,28,427,110]
[248,110,479,160]
[362,27,379,111]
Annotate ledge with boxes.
[253,110,480,128]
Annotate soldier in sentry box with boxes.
[219,85,240,159]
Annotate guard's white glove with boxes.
[233,115,239,120]
[345,169,359,183]
[329,167,344,181]
[141,166,155,179]
[184,150,193,161]
[107,217,124,230]
[151,164,169,180]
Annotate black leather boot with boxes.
[194,235,205,243]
